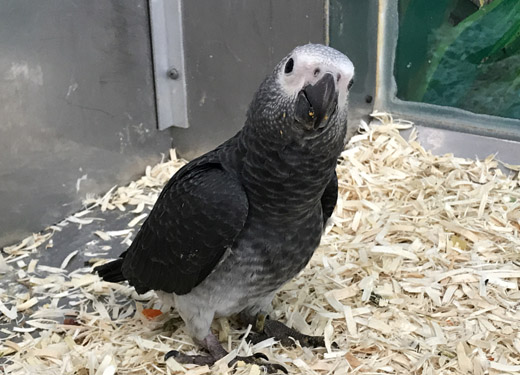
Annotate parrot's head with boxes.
[247,44,354,143]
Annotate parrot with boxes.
[95,43,354,373]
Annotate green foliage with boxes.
[396,0,520,119]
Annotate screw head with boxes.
[167,67,179,80]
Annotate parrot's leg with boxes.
[241,312,325,348]
[164,332,287,374]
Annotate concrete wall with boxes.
[172,0,327,159]
[0,0,329,248]
[0,0,174,248]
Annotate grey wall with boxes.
[171,0,327,159]
[0,1,172,248]
[0,0,329,248]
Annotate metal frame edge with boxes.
[149,0,189,129]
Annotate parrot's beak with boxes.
[295,72,338,130]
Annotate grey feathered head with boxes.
[246,44,355,142]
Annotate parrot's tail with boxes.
[94,259,126,283]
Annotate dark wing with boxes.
[121,160,248,295]
[320,171,338,227]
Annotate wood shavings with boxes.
[0,298,17,320]
[95,230,112,241]
[128,213,148,228]
[3,231,53,256]
[369,245,419,260]
[166,357,187,372]
[16,297,39,311]
[104,229,133,237]
[27,259,38,273]
[60,249,79,269]
[2,115,520,374]
[0,253,12,274]
[37,265,66,274]
[0,341,20,356]
[66,216,94,225]
[83,150,186,213]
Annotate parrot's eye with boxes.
[347,79,354,90]
[284,58,294,74]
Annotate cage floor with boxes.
[1,113,519,374]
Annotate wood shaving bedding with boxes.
[1,114,519,374]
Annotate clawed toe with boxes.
[231,354,288,374]
[300,334,325,348]
[251,352,269,361]
[244,331,269,345]
[261,319,327,348]
[164,350,217,366]
[245,329,325,348]
[164,350,179,361]
[258,363,288,374]
[165,349,287,373]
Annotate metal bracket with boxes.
[149,0,189,129]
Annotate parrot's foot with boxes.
[245,314,326,348]
[162,316,183,332]
[164,351,216,366]
[164,333,287,374]
[230,353,288,374]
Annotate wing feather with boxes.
[320,171,338,226]
[121,160,248,295]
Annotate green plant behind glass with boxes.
[395,0,520,119]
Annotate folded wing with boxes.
[121,160,249,295]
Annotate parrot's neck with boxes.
[231,121,345,219]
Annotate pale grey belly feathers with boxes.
[173,205,323,340]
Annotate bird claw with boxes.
[231,354,288,374]
[162,317,182,332]
[251,352,269,361]
[165,349,286,373]
[164,350,179,361]
[246,318,328,349]
[164,350,217,366]
[300,334,326,348]
[244,331,269,345]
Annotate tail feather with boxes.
[94,259,126,283]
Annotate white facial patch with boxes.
[279,44,355,109]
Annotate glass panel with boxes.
[395,0,520,120]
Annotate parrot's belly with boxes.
[171,210,323,339]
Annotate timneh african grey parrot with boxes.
[95,44,354,373]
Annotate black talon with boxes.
[164,350,180,361]
[252,352,269,361]
[275,364,289,374]
[305,335,325,347]
[261,363,288,374]
[245,331,269,345]
[165,333,284,372]
[231,354,286,374]
[260,318,326,348]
